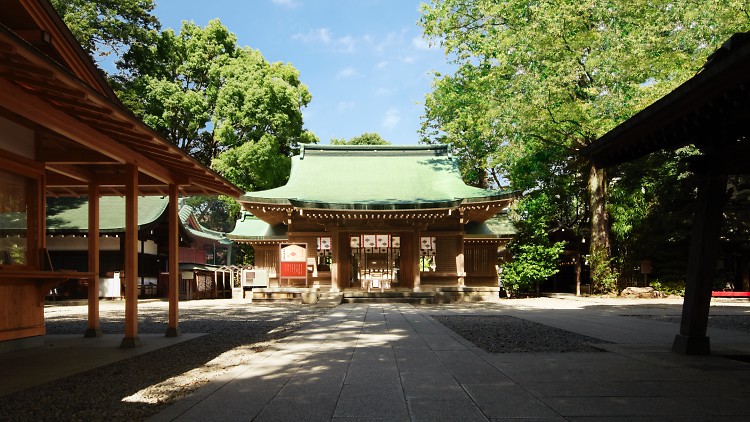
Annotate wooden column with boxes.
[457,235,465,287]
[672,173,727,355]
[121,163,141,348]
[741,249,750,292]
[84,184,102,338]
[166,184,181,337]
[413,227,421,291]
[330,227,340,292]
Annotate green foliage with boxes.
[419,0,748,290]
[116,19,318,174]
[212,135,292,192]
[330,133,391,145]
[649,279,685,296]
[501,193,566,297]
[608,147,699,286]
[51,0,161,63]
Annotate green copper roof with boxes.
[465,211,517,238]
[239,145,518,210]
[227,212,288,240]
[179,203,233,245]
[45,196,168,233]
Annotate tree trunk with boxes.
[588,164,611,291]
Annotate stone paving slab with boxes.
[148,302,750,422]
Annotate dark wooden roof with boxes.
[581,31,750,173]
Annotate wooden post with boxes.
[330,227,339,292]
[413,227,421,291]
[166,184,181,337]
[457,235,465,287]
[121,163,141,348]
[673,173,727,355]
[84,184,102,338]
[741,249,749,292]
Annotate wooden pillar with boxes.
[413,227,421,291]
[330,227,340,292]
[741,249,749,292]
[457,235,465,287]
[575,251,582,296]
[121,163,141,348]
[84,184,102,338]
[166,184,181,337]
[672,173,727,355]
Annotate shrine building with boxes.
[229,144,519,298]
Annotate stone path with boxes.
[150,303,750,421]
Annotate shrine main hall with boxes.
[229,144,518,297]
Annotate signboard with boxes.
[318,237,332,250]
[392,236,400,248]
[280,243,308,279]
[376,234,390,248]
[350,236,361,248]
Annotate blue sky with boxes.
[150,0,455,146]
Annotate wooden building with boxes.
[0,0,241,352]
[229,145,518,297]
[581,31,750,354]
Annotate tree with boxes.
[51,0,160,64]
[117,19,317,168]
[419,0,747,292]
[502,192,566,297]
[330,132,391,145]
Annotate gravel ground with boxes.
[629,314,750,333]
[0,300,330,422]
[432,315,611,353]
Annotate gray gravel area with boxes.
[629,314,750,333]
[432,315,611,353]
[0,300,330,422]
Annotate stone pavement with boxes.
[149,302,750,422]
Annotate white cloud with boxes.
[376,61,388,69]
[272,0,301,8]
[412,36,431,50]
[403,56,416,63]
[337,101,355,112]
[382,108,400,130]
[336,66,359,79]
[291,28,355,53]
[375,88,393,96]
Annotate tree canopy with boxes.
[51,0,160,64]
[419,0,748,292]
[330,132,391,145]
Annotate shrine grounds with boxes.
[1,295,749,421]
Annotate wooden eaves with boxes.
[0,24,243,198]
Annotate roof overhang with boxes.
[581,32,750,171]
[0,22,243,197]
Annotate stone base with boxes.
[83,328,102,338]
[165,327,182,338]
[0,335,44,353]
[120,337,142,349]
[435,286,501,303]
[672,334,711,355]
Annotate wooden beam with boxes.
[0,57,55,78]
[46,163,95,183]
[166,184,181,337]
[84,184,101,338]
[121,163,141,348]
[0,70,87,98]
[37,149,119,164]
[0,41,16,54]
[73,113,136,130]
[35,90,113,115]
[0,77,174,184]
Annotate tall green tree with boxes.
[51,0,160,64]
[419,0,748,291]
[117,19,317,174]
[330,132,391,145]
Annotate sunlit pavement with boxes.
[149,302,750,421]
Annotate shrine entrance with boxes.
[349,234,401,290]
